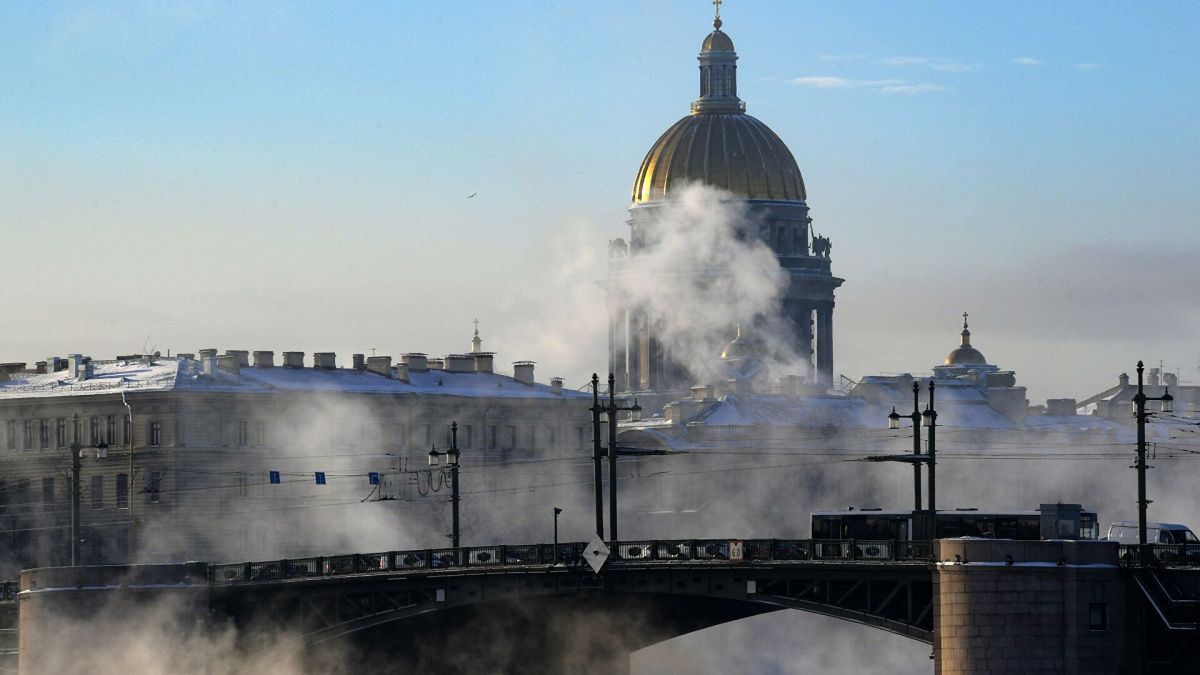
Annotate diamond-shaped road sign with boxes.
[582,535,611,574]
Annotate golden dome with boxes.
[632,113,807,204]
[945,314,987,365]
[631,17,806,205]
[702,28,735,52]
[720,324,760,360]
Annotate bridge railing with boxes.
[1118,543,1200,568]
[208,539,933,586]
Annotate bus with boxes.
[812,503,1099,542]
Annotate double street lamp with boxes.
[68,413,108,567]
[427,422,461,550]
[870,380,938,538]
[1131,361,1173,558]
[590,373,641,542]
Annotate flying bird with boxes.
[467,192,477,199]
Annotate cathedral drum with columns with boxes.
[606,12,842,397]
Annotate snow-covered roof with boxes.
[0,357,587,401]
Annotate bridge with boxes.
[9,538,1200,674]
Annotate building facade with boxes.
[0,347,591,573]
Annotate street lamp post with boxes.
[603,373,641,542]
[590,374,605,540]
[427,422,462,551]
[553,507,562,564]
[1132,360,1173,560]
[875,381,938,539]
[68,413,108,567]
[923,380,938,538]
[888,381,924,512]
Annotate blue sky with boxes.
[2,1,1198,400]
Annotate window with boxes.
[106,416,116,445]
[254,422,266,447]
[90,416,100,445]
[236,472,248,497]
[147,470,161,504]
[72,416,81,444]
[506,426,517,449]
[462,425,473,449]
[55,418,66,449]
[23,420,33,450]
[16,479,31,509]
[1088,603,1108,632]
[487,425,497,449]
[122,416,130,445]
[423,425,432,446]
[576,426,586,450]
[42,477,54,505]
[149,421,161,447]
[5,421,15,451]
[39,419,50,450]
[236,421,247,447]
[116,474,129,509]
[0,480,7,513]
[91,475,104,509]
[545,427,556,449]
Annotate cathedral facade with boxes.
[606,16,842,396]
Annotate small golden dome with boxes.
[702,28,735,52]
[945,313,987,365]
[632,114,807,204]
[721,324,759,360]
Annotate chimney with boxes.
[177,353,195,361]
[402,353,428,371]
[283,351,305,368]
[35,361,47,375]
[1164,372,1178,389]
[216,354,240,375]
[779,376,804,397]
[352,353,366,371]
[395,362,409,382]
[1148,368,1161,387]
[198,348,218,360]
[444,354,473,373]
[473,352,495,374]
[691,385,716,400]
[550,377,563,395]
[202,355,219,376]
[427,358,444,370]
[1118,372,1130,387]
[253,351,275,368]
[69,354,88,381]
[48,357,67,373]
[313,352,337,370]
[366,356,393,377]
[1045,398,1077,416]
[226,350,250,368]
[513,361,535,385]
[0,364,27,382]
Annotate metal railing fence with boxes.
[208,538,934,586]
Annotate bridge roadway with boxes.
[210,537,937,660]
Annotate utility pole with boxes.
[449,422,460,550]
[608,373,619,542]
[926,380,937,539]
[590,373,604,540]
[70,439,81,567]
[1132,360,1173,563]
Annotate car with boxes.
[1107,521,1200,565]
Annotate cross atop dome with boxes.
[713,0,723,28]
